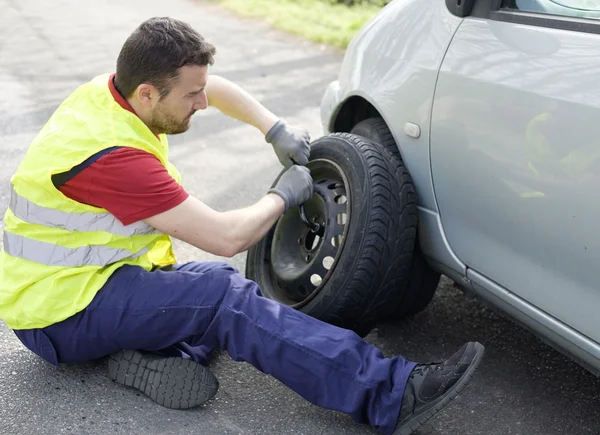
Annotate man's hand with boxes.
[205,76,311,166]
[268,165,314,212]
[265,119,311,168]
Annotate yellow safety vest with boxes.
[0,74,180,330]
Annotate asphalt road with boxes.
[1,1,600,434]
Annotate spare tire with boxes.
[350,118,441,319]
[245,132,417,336]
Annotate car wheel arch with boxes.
[331,94,407,155]
[332,95,381,133]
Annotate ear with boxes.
[135,83,160,109]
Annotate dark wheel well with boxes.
[333,97,382,133]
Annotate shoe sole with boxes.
[108,350,219,409]
[394,342,485,435]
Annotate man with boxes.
[0,17,484,435]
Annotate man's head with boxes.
[114,17,216,135]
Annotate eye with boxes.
[188,89,204,98]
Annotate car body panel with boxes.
[320,0,600,375]
[418,207,469,283]
[430,17,600,345]
[320,0,463,213]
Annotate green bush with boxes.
[327,0,390,6]
[208,0,386,49]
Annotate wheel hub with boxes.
[269,160,349,303]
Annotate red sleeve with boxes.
[59,148,189,225]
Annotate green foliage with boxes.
[327,0,390,5]
[208,0,385,49]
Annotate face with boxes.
[148,65,209,135]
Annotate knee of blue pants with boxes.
[172,261,240,276]
[21,263,260,366]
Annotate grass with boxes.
[207,0,383,49]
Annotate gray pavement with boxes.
[1,0,600,434]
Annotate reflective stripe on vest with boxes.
[0,74,181,330]
[9,185,157,237]
[3,231,149,267]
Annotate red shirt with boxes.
[58,74,188,225]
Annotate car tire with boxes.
[245,132,417,336]
[350,117,441,319]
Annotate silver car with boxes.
[316,0,600,376]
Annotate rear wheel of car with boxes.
[245,132,418,336]
[350,117,441,319]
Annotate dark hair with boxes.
[114,17,216,98]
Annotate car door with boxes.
[429,0,600,342]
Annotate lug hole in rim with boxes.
[310,274,323,286]
[331,236,343,247]
[334,195,347,204]
[323,256,335,270]
[305,232,321,251]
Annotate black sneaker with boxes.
[394,342,485,435]
[108,350,219,409]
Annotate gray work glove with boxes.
[265,119,311,168]
[268,165,313,212]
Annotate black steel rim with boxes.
[258,158,351,307]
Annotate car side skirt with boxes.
[420,207,600,376]
[467,269,600,377]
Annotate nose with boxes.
[193,91,208,111]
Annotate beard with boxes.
[149,106,195,135]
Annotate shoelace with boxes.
[410,362,444,379]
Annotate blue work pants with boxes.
[14,262,417,434]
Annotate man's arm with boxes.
[206,75,311,167]
[144,165,313,258]
[206,74,278,135]
[58,148,313,259]
[144,194,284,258]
